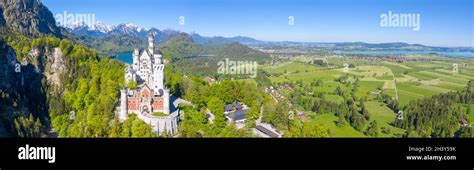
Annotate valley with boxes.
[258,53,474,137]
[0,0,472,138]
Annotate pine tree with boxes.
[467,104,472,115]
[337,112,345,127]
[360,100,370,120]
[108,118,122,138]
[275,101,290,130]
[208,96,226,129]
[131,118,156,138]
[33,118,42,137]
[364,120,380,137]
[300,122,329,137]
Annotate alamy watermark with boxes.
[217,58,257,78]
[179,16,185,26]
[18,144,55,163]
[288,16,295,26]
[55,11,97,29]
[380,11,420,31]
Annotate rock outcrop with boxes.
[0,7,5,27]
[0,40,66,137]
[0,0,61,37]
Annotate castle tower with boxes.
[132,48,139,71]
[119,89,128,121]
[153,53,163,65]
[148,32,154,55]
[163,88,170,114]
[152,64,165,94]
[125,65,134,84]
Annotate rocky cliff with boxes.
[0,38,66,137]
[0,7,5,27]
[0,0,61,37]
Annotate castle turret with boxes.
[152,63,165,94]
[132,48,139,71]
[119,89,128,121]
[153,54,162,65]
[163,88,170,114]
[148,32,154,55]
[125,65,134,84]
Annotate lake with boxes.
[332,50,474,58]
[113,51,133,64]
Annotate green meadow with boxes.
[309,113,366,137]
[261,55,474,137]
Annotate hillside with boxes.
[0,0,61,37]
[158,33,270,77]
[0,33,62,137]
[75,34,147,55]
[0,0,158,137]
[67,24,181,55]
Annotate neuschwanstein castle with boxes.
[117,32,179,136]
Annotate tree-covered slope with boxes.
[159,33,270,77]
[394,80,474,137]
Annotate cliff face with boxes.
[0,0,70,137]
[0,41,19,90]
[0,39,66,137]
[0,7,5,27]
[0,41,25,137]
[0,0,61,37]
[43,47,65,88]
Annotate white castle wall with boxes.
[163,88,170,114]
[135,111,179,136]
[119,89,128,121]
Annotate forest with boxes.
[0,32,156,137]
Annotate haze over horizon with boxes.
[43,0,473,47]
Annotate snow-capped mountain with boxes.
[109,23,143,36]
[65,22,186,55]
[65,20,262,46]
[65,22,262,45]
[66,22,159,39]
[63,22,111,38]
[94,22,113,33]
[66,22,186,44]
[62,21,109,33]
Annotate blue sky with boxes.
[43,0,473,47]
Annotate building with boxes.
[254,124,282,138]
[118,32,179,136]
[224,101,248,123]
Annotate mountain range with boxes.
[66,22,262,46]
[66,22,473,54]
[1,0,471,56]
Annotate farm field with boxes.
[260,61,322,75]
[363,101,406,137]
[309,113,366,137]
[354,81,385,99]
[270,69,344,86]
[261,55,474,137]
[324,94,345,104]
